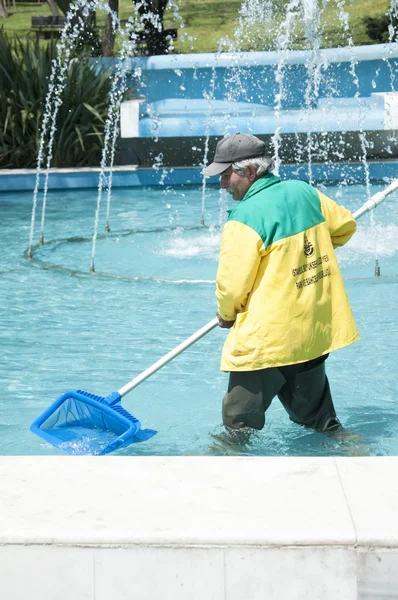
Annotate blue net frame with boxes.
[30,390,157,455]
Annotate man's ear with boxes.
[246,164,257,182]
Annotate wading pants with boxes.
[222,355,337,432]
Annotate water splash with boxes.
[387,0,398,91]
[302,0,328,183]
[201,60,219,226]
[271,0,302,175]
[160,226,221,259]
[336,0,377,269]
[28,0,117,258]
[89,0,187,263]
[167,0,195,51]
[27,0,191,273]
[90,9,145,272]
[59,434,114,455]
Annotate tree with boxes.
[0,0,8,19]
[134,0,170,55]
[364,11,398,43]
[53,0,72,14]
[47,0,61,16]
[50,0,170,56]
[102,0,118,57]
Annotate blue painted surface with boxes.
[116,45,398,106]
[101,44,398,138]
[0,168,202,192]
[1,162,397,193]
[136,95,386,137]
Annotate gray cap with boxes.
[201,133,266,177]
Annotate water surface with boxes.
[1,181,397,456]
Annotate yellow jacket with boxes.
[216,175,359,371]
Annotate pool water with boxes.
[1,180,398,456]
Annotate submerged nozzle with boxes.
[375,259,380,277]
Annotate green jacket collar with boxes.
[243,174,281,201]
[227,174,281,215]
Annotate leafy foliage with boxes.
[0,28,114,169]
[364,11,398,43]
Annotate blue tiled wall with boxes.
[100,45,398,109]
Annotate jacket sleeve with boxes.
[317,190,357,248]
[216,220,262,321]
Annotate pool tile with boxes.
[225,547,357,600]
[358,549,398,599]
[95,547,225,600]
[0,546,94,600]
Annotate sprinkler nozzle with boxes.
[375,259,380,277]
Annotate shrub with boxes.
[0,28,115,169]
[364,12,398,44]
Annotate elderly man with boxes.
[202,133,359,433]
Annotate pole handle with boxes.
[353,179,398,220]
[118,317,219,397]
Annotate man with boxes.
[202,133,359,433]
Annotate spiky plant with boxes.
[0,28,116,169]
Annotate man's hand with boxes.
[216,312,235,329]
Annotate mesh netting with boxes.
[40,396,130,455]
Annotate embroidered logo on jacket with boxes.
[304,234,314,257]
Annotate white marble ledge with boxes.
[0,456,397,549]
[0,545,359,600]
[336,456,398,548]
[0,165,199,175]
[0,166,139,175]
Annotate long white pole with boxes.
[353,179,398,220]
[118,179,398,399]
[118,317,219,397]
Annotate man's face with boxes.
[220,166,253,201]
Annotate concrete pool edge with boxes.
[1,160,398,192]
[1,456,398,599]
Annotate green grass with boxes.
[163,0,391,52]
[0,0,392,53]
[163,0,243,53]
[320,0,390,48]
[0,1,53,38]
